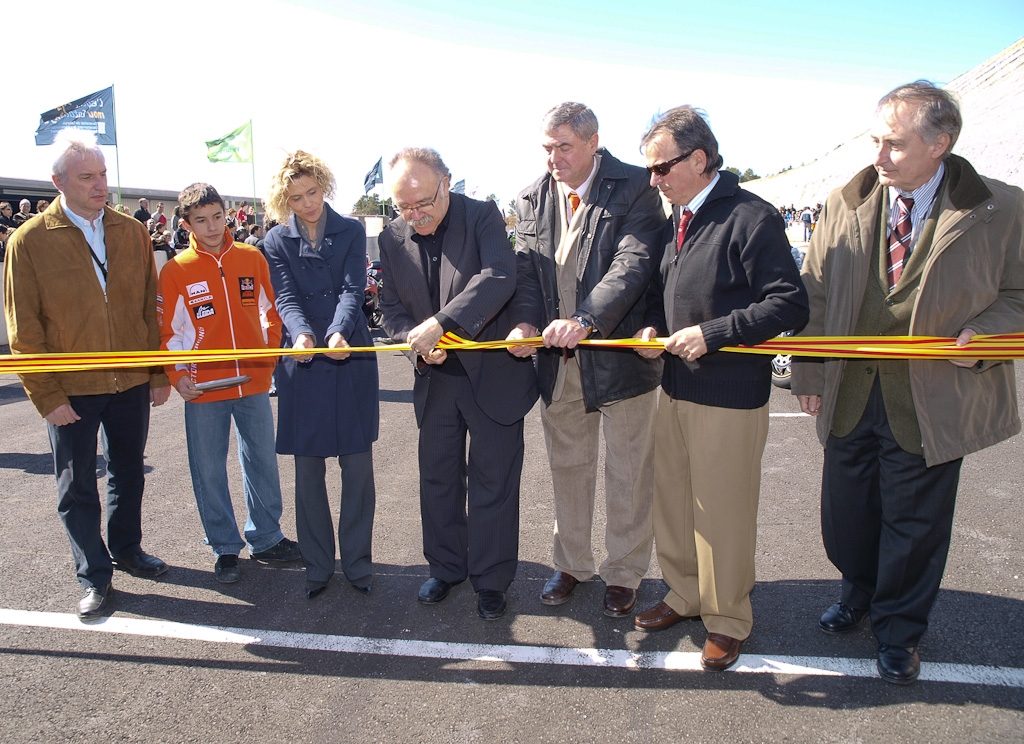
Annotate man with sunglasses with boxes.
[631,106,808,671]
[379,148,538,621]
[507,102,666,620]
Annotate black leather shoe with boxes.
[818,602,867,634]
[418,577,459,604]
[113,551,168,579]
[306,583,328,600]
[478,590,507,620]
[77,583,111,622]
[877,644,920,685]
[351,581,371,596]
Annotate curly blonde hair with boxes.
[264,150,337,223]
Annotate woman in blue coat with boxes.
[263,150,379,599]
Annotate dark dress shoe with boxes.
[77,583,111,622]
[877,644,920,685]
[305,581,329,597]
[250,537,302,563]
[418,577,459,604]
[603,585,637,617]
[215,555,241,584]
[819,602,868,634]
[540,571,579,605]
[478,590,507,620]
[701,633,743,671]
[635,601,695,631]
[112,551,168,579]
[351,582,371,596]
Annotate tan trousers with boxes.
[653,397,768,640]
[541,358,656,588]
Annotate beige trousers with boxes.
[541,358,656,588]
[653,397,768,640]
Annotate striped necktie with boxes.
[886,194,914,291]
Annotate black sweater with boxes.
[645,171,809,409]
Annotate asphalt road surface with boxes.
[0,343,1022,743]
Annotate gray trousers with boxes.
[294,451,375,590]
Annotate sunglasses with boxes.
[647,150,694,177]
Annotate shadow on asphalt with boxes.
[379,389,413,404]
[15,565,1020,709]
[0,451,53,475]
[0,383,27,406]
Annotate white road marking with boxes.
[770,412,810,417]
[1,609,1022,687]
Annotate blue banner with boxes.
[363,158,383,193]
[35,86,117,146]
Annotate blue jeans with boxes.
[184,393,285,557]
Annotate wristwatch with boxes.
[571,315,597,335]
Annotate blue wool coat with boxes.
[264,205,379,457]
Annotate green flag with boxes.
[206,121,252,163]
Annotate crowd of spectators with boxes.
[1,192,277,263]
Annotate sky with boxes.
[2,0,1021,214]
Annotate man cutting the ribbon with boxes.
[631,106,808,671]
[792,81,1024,684]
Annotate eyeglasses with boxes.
[647,150,694,177]
[394,179,446,215]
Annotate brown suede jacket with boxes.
[3,199,168,417]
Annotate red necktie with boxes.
[886,194,914,291]
[568,191,580,218]
[676,208,693,253]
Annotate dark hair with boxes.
[640,105,723,176]
[248,224,260,236]
[178,183,225,222]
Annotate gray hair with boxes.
[389,147,451,179]
[52,133,104,178]
[640,105,723,176]
[877,80,962,156]
[542,102,599,141]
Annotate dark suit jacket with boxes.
[379,193,537,427]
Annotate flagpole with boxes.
[110,84,122,206]
[248,119,258,222]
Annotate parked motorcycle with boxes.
[770,330,794,389]
[363,264,383,328]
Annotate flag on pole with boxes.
[451,179,466,195]
[206,121,253,163]
[363,158,383,193]
[35,86,117,145]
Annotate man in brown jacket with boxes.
[4,136,171,621]
[792,81,1024,684]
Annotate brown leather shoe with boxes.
[603,585,637,617]
[540,571,579,605]
[701,633,742,671]
[634,601,689,631]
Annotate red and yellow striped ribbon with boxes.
[2,332,1022,375]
